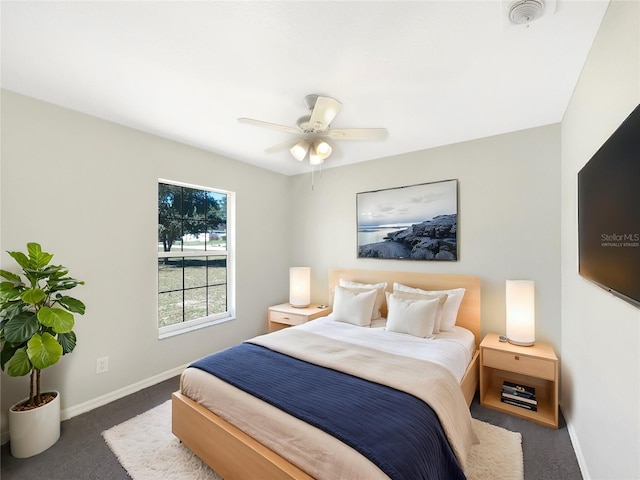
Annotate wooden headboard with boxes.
[328,268,481,348]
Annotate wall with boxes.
[289,124,562,351]
[561,1,640,478]
[0,91,292,438]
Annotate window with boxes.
[158,180,235,337]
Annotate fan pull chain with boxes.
[311,163,324,190]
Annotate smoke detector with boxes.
[509,0,545,24]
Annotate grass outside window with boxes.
[158,180,234,334]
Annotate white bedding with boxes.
[181,320,478,479]
[296,314,475,381]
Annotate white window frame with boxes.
[158,179,235,339]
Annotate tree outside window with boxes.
[158,181,234,335]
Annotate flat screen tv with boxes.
[578,104,640,309]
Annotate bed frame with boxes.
[172,269,481,480]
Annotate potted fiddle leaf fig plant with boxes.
[0,242,85,458]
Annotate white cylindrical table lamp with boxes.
[506,279,535,346]
[289,267,311,308]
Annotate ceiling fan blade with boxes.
[238,118,301,135]
[309,96,343,130]
[264,139,298,154]
[327,128,388,140]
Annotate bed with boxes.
[172,269,481,479]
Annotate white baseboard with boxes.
[562,406,591,480]
[61,364,187,420]
[1,364,187,446]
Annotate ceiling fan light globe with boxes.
[309,153,324,166]
[314,140,332,156]
[290,140,310,161]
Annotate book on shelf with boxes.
[502,381,536,398]
[501,391,537,405]
[501,386,536,402]
[501,396,538,412]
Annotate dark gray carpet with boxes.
[470,397,582,480]
[1,377,582,479]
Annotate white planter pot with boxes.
[9,391,61,458]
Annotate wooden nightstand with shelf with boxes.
[480,333,559,428]
[268,303,332,332]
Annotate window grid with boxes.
[158,180,232,333]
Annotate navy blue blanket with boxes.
[191,343,465,480]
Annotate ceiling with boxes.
[1,1,609,176]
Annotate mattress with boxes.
[180,318,477,479]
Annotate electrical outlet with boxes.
[96,356,109,374]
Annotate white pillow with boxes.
[393,282,465,332]
[339,279,387,320]
[332,286,377,327]
[386,293,440,338]
[387,290,448,333]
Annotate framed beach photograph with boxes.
[357,179,458,260]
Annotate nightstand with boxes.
[268,303,332,332]
[480,333,559,428]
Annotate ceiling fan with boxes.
[238,94,387,165]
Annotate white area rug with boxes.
[103,400,523,480]
[467,418,524,480]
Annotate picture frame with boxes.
[356,179,458,260]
